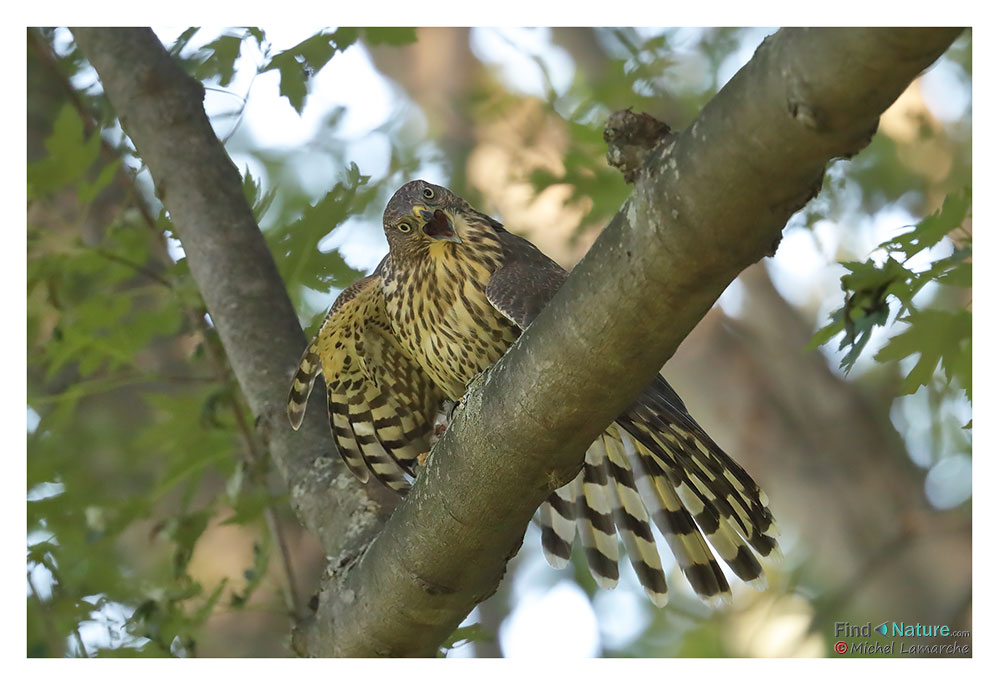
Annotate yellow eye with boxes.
[422,187,435,199]
[398,222,412,233]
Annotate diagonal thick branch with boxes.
[72,27,962,657]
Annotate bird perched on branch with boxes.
[288,179,779,606]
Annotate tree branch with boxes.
[69,28,400,578]
[303,27,962,656]
[71,26,961,657]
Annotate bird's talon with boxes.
[416,451,429,467]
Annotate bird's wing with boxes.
[483,226,778,602]
[484,228,569,331]
[287,274,443,493]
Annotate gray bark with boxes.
[70,27,400,575]
[71,27,962,657]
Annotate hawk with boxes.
[288,180,779,606]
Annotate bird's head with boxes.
[382,180,468,258]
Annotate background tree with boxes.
[27,26,970,657]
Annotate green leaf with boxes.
[839,303,888,373]
[875,309,972,399]
[295,31,342,74]
[169,27,200,56]
[27,104,102,196]
[241,166,277,221]
[813,189,972,376]
[230,541,269,608]
[199,34,243,87]
[840,257,912,297]
[244,27,266,47]
[806,311,844,350]
[880,188,971,259]
[361,27,417,46]
[77,158,121,205]
[936,261,971,289]
[27,540,59,566]
[192,578,228,625]
[328,27,360,53]
[165,509,213,578]
[268,164,370,290]
[261,29,362,113]
[344,160,370,188]
[264,51,309,113]
[810,256,924,373]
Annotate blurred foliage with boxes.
[261,27,416,113]
[809,188,972,403]
[28,28,288,657]
[27,26,971,658]
[265,162,369,296]
[508,29,686,227]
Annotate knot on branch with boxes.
[604,109,673,183]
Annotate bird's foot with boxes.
[416,451,429,467]
[428,399,458,448]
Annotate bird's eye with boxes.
[422,187,435,199]
[398,222,412,233]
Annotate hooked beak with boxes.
[416,207,461,243]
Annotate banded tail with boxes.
[287,341,322,430]
[286,335,435,493]
[539,378,779,605]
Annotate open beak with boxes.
[417,208,461,243]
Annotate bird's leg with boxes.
[431,399,458,443]
[440,369,487,430]
[418,371,489,467]
[417,399,459,467]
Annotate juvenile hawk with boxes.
[288,180,779,606]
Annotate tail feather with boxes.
[341,384,422,494]
[672,446,780,559]
[627,392,777,553]
[602,429,669,607]
[535,375,780,604]
[625,436,732,601]
[674,480,766,588]
[625,414,779,592]
[540,485,576,569]
[623,394,780,560]
[327,386,371,483]
[287,341,322,430]
[573,448,619,589]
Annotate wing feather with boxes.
[484,228,569,330]
[287,275,443,492]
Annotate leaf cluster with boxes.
[171,26,417,114]
[27,55,286,656]
[808,189,972,402]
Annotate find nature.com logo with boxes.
[832,621,970,656]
